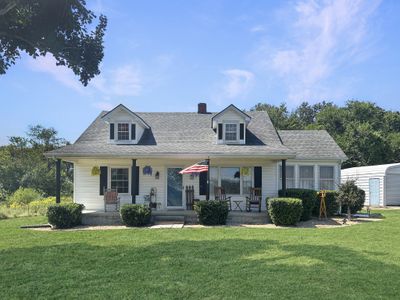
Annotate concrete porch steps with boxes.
[152,215,185,224]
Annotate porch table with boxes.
[232,200,243,212]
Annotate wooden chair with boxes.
[246,188,262,212]
[185,186,198,210]
[214,186,232,211]
[104,188,120,212]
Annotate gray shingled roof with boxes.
[278,130,347,160]
[46,110,346,161]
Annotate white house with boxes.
[341,163,400,207]
[46,103,347,212]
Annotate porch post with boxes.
[206,159,210,200]
[56,158,61,204]
[281,159,287,196]
[131,159,137,204]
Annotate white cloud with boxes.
[254,0,381,103]
[221,69,255,99]
[27,54,85,94]
[250,25,265,33]
[92,101,114,111]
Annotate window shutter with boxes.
[254,166,262,189]
[109,123,115,140]
[199,171,208,195]
[240,123,244,140]
[100,166,108,195]
[135,166,139,195]
[131,124,136,140]
[218,123,223,140]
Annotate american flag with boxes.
[179,160,209,174]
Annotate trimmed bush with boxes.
[47,203,84,229]
[194,200,229,226]
[8,188,42,206]
[267,198,303,226]
[338,180,366,215]
[312,191,340,217]
[279,189,317,221]
[120,204,151,227]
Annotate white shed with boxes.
[341,163,400,207]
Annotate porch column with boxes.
[206,159,210,200]
[281,159,287,196]
[131,159,137,204]
[56,158,61,204]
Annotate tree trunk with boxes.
[347,206,351,221]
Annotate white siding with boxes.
[341,163,400,206]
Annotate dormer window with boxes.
[117,123,130,140]
[225,123,238,141]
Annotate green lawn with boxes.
[1,212,400,299]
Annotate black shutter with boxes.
[109,123,115,140]
[254,166,262,189]
[218,123,223,140]
[240,123,244,140]
[100,166,108,195]
[199,171,208,195]
[135,166,139,195]
[131,124,136,140]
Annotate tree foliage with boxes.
[0,125,73,198]
[337,180,366,219]
[0,0,107,85]
[252,100,400,168]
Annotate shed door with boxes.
[369,178,380,207]
[386,174,400,206]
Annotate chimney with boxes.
[198,102,207,114]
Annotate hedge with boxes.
[120,204,151,227]
[312,190,340,217]
[47,203,85,229]
[279,189,316,221]
[194,200,229,226]
[267,198,303,226]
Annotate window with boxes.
[220,167,240,194]
[224,123,237,141]
[319,166,335,190]
[299,166,314,189]
[117,123,130,140]
[242,167,252,195]
[279,165,295,189]
[210,167,218,197]
[111,168,129,193]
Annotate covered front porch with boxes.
[54,156,290,212]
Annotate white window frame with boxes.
[278,165,295,189]
[319,166,335,190]
[210,166,253,196]
[109,167,130,194]
[223,121,239,143]
[117,122,130,141]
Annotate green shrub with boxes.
[312,190,340,217]
[30,196,73,215]
[8,188,42,206]
[338,180,366,215]
[279,189,316,221]
[47,203,84,229]
[194,200,229,226]
[0,212,7,220]
[267,198,303,226]
[120,204,151,227]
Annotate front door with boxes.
[167,168,183,208]
[369,178,380,207]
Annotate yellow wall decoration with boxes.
[91,166,100,176]
[241,167,250,176]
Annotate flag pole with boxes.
[206,157,210,200]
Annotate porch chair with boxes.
[104,188,120,212]
[246,187,262,212]
[185,185,198,210]
[214,186,232,211]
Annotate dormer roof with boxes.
[101,104,150,129]
[211,104,251,129]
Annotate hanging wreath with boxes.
[91,166,100,176]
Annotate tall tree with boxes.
[0,0,107,85]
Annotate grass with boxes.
[1,212,400,299]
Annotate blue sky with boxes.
[0,0,399,145]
